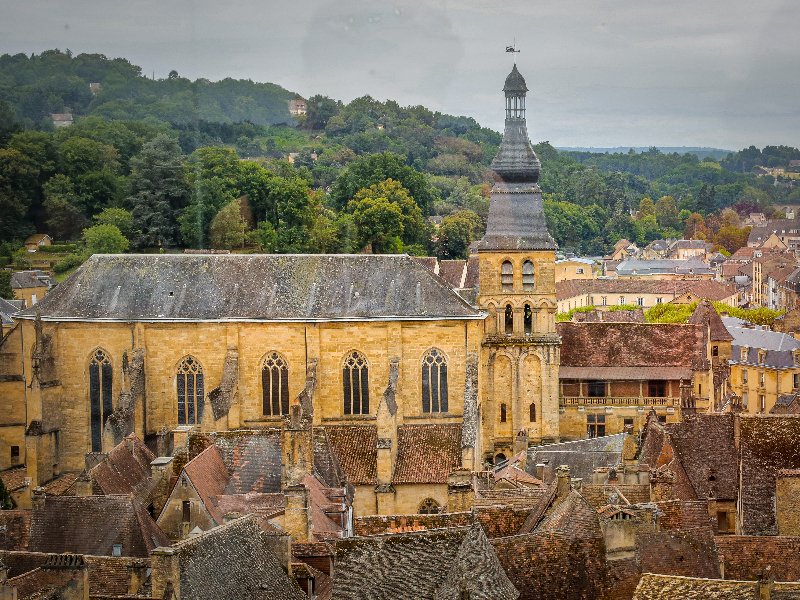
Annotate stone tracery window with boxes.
[422,348,448,413]
[262,352,290,416]
[419,498,440,514]
[343,351,369,415]
[89,349,113,452]
[177,356,204,426]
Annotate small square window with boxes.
[601,297,607,306]
[112,544,122,557]
[637,297,644,306]
[10,446,19,457]
[656,298,663,304]
[576,268,584,274]
[618,296,625,306]
[712,346,719,357]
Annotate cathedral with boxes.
[0,64,561,516]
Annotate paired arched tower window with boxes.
[89,349,113,452]
[522,260,535,290]
[262,352,289,416]
[422,349,448,413]
[501,261,513,291]
[500,260,535,292]
[177,356,204,425]
[343,351,369,415]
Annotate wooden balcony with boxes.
[560,396,680,407]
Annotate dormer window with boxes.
[758,352,766,365]
[741,347,748,362]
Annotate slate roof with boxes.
[158,515,306,600]
[572,308,645,323]
[206,430,283,494]
[535,490,602,539]
[0,297,20,325]
[28,495,169,557]
[392,424,462,485]
[324,425,377,485]
[464,256,479,288]
[557,322,702,377]
[332,523,518,600]
[666,414,738,501]
[726,323,800,368]
[615,257,712,277]
[16,254,483,322]
[525,434,626,482]
[556,279,738,302]
[10,271,53,290]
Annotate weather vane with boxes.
[506,40,520,54]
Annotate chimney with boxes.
[512,429,529,465]
[536,464,546,481]
[281,402,313,488]
[447,469,474,513]
[150,456,174,517]
[124,434,136,456]
[31,486,46,510]
[556,465,571,499]
[127,560,148,595]
[74,471,93,497]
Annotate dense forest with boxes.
[2,49,800,276]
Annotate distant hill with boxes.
[556,147,734,160]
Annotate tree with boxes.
[93,207,133,238]
[248,221,278,252]
[655,196,680,230]
[349,196,404,253]
[637,197,655,219]
[349,179,425,247]
[331,153,433,214]
[0,148,38,243]
[696,183,715,215]
[43,174,88,240]
[128,135,190,248]
[0,475,12,510]
[0,98,23,147]
[437,210,482,259]
[208,197,250,249]
[0,270,14,300]
[714,225,751,254]
[305,95,340,130]
[82,224,129,255]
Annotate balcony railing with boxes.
[560,396,680,407]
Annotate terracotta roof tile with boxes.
[206,430,283,494]
[1,466,29,492]
[324,426,377,485]
[90,437,155,508]
[438,260,466,288]
[464,256,479,288]
[392,424,461,484]
[0,512,33,551]
[42,472,81,496]
[182,445,230,525]
[556,279,737,302]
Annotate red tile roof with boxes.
[182,445,230,524]
[556,279,737,302]
[438,260,466,288]
[324,426,377,485]
[392,424,461,484]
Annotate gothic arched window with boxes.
[177,356,204,426]
[89,349,113,452]
[343,351,369,415]
[419,498,440,514]
[501,261,514,291]
[262,352,289,416]
[422,349,448,413]
[522,260,535,290]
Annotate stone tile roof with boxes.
[666,415,738,501]
[182,445,231,525]
[572,308,645,323]
[42,472,81,496]
[324,425,377,485]
[313,428,347,488]
[28,495,169,557]
[739,415,800,535]
[211,492,285,523]
[688,299,734,342]
[158,515,306,600]
[411,256,438,273]
[632,573,758,599]
[464,256,479,288]
[17,254,483,322]
[4,556,86,599]
[0,511,33,551]
[557,322,703,370]
[556,278,737,302]
[392,424,461,484]
[333,523,518,600]
[653,501,713,530]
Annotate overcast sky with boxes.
[2,0,798,150]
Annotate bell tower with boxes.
[476,63,561,464]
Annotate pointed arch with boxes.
[421,348,448,413]
[261,351,290,416]
[343,350,369,415]
[177,356,204,426]
[88,348,113,452]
